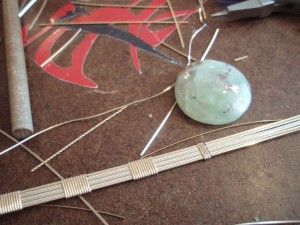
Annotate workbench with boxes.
[0,1,299,224]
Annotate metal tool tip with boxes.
[211,10,229,17]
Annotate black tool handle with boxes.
[276,0,300,14]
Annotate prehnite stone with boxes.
[175,59,251,125]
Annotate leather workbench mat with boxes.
[0,1,299,224]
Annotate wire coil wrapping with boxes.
[0,115,299,215]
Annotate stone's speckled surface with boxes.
[175,59,252,125]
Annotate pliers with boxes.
[211,0,300,20]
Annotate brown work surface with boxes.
[0,1,299,225]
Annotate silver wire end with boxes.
[211,10,229,17]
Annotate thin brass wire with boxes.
[28,0,48,30]
[142,120,278,158]
[166,0,185,48]
[234,55,249,62]
[71,1,168,9]
[200,28,220,61]
[40,204,125,219]
[161,42,196,62]
[0,116,299,216]
[0,130,112,224]
[40,21,189,27]
[41,28,82,68]
[31,107,127,171]
[18,0,37,17]
[0,84,174,156]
